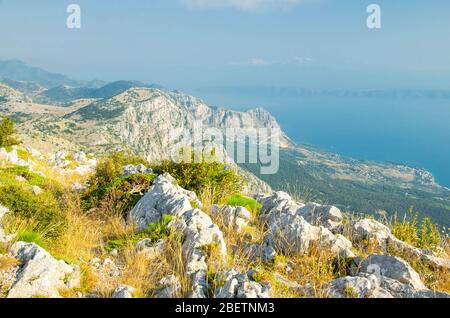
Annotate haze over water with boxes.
[192,89,450,188]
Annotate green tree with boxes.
[0,116,20,147]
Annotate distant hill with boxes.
[0,59,105,89]
[35,80,163,105]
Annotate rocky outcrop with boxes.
[112,285,135,298]
[122,164,153,177]
[170,208,227,298]
[258,192,354,258]
[354,254,426,290]
[0,148,28,167]
[214,270,270,298]
[6,242,80,298]
[211,204,252,232]
[351,218,450,270]
[136,238,165,260]
[155,274,181,298]
[327,253,450,298]
[130,173,226,298]
[130,173,201,231]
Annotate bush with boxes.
[225,194,262,215]
[0,175,66,239]
[83,173,156,217]
[392,209,442,253]
[90,151,149,187]
[0,116,20,147]
[152,158,244,204]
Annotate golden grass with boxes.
[0,255,19,271]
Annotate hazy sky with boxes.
[1,0,450,89]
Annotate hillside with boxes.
[0,76,449,227]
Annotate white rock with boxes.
[212,204,252,232]
[74,151,88,163]
[214,270,270,298]
[130,174,200,231]
[136,239,165,259]
[31,185,43,195]
[7,242,80,298]
[112,285,135,298]
[357,254,427,290]
[155,275,181,298]
[327,274,380,298]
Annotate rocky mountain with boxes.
[0,69,449,226]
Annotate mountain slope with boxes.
[1,80,449,227]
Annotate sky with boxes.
[1,0,450,90]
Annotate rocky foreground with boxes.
[0,146,449,298]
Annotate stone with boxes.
[130,174,200,230]
[31,185,43,195]
[7,242,80,298]
[211,204,252,232]
[112,285,135,298]
[356,254,427,290]
[155,274,181,298]
[327,274,380,298]
[74,151,87,163]
[214,270,270,298]
[136,239,165,259]
[352,218,392,249]
[298,203,344,231]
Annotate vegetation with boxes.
[106,215,173,251]
[225,194,262,215]
[241,148,450,229]
[0,116,20,147]
[391,209,442,253]
[152,156,243,205]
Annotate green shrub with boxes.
[90,151,149,188]
[0,181,66,239]
[225,194,262,215]
[0,166,48,188]
[392,209,442,253]
[106,215,173,251]
[151,156,244,204]
[83,173,156,216]
[0,116,20,147]
[15,230,47,248]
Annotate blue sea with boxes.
[189,88,450,188]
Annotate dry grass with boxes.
[0,255,19,271]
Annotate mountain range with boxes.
[1,59,449,227]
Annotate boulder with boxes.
[257,192,353,257]
[7,242,80,298]
[112,285,135,298]
[211,204,252,232]
[0,204,12,243]
[352,219,450,270]
[327,274,381,298]
[265,212,353,257]
[74,151,88,163]
[351,218,392,249]
[130,174,200,230]
[356,254,427,290]
[31,185,43,195]
[136,239,165,259]
[298,203,344,231]
[155,274,181,298]
[214,270,270,298]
